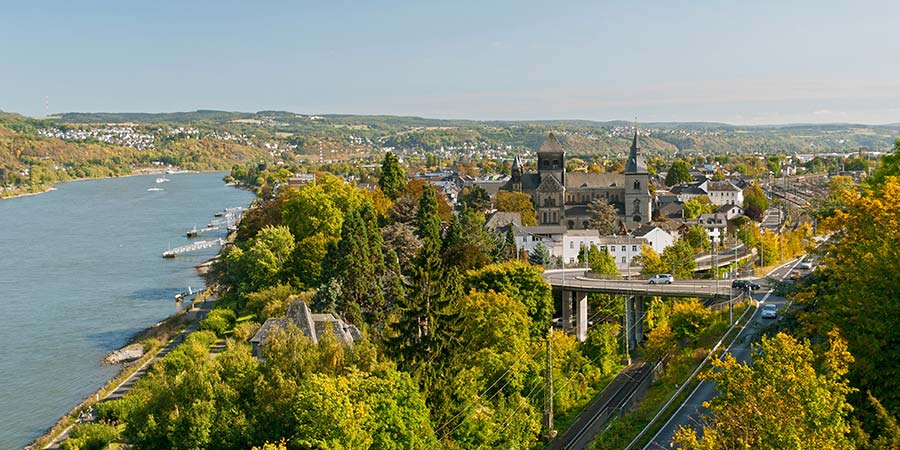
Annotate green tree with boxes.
[685,224,711,252]
[378,151,406,200]
[495,190,537,226]
[527,241,551,266]
[683,196,715,219]
[662,239,696,279]
[459,185,491,212]
[672,333,855,450]
[466,260,555,336]
[637,244,667,275]
[589,246,619,276]
[587,197,619,235]
[665,160,694,186]
[742,183,769,221]
[442,205,493,271]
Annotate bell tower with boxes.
[624,129,651,224]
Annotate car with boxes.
[648,274,674,284]
[789,270,801,280]
[798,260,813,270]
[732,280,761,291]
[761,304,778,319]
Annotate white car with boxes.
[648,274,674,284]
[798,260,813,270]
[761,304,778,319]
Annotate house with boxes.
[705,181,743,206]
[632,224,676,255]
[485,211,522,232]
[513,225,604,265]
[287,173,316,188]
[698,212,729,245]
[716,204,744,220]
[250,300,360,357]
[598,236,645,277]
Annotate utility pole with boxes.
[624,298,632,366]
[543,328,555,438]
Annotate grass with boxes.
[587,302,752,449]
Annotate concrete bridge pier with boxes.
[560,289,589,342]
[625,296,646,354]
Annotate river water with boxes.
[0,172,255,449]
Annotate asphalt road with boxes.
[641,259,802,449]
[543,270,734,299]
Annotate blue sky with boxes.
[2,0,899,124]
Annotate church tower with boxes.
[535,133,566,225]
[511,154,523,192]
[624,129,652,224]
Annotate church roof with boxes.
[565,172,624,189]
[536,173,564,192]
[538,133,565,153]
[625,130,648,174]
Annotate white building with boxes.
[513,225,602,265]
[698,212,729,245]
[598,236,645,277]
[632,224,676,255]
[705,181,743,206]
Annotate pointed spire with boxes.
[625,127,647,174]
[512,154,523,170]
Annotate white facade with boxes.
[705,181,743,206]
[598,236,645,277]
[699,213,729,245]
[632,226,675,255]
[562,230,602,265]
[514,226,603,265]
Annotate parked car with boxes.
[648,274,674,284]
[789,270,801,280]
[732,279,761,291]
[798,260,813,270]
[761,304,778,319]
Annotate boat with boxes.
[162,250,176,258]
[147,187,164,192]
[186,226,199,238]
[155,177,170,183]
[214,211,224,217]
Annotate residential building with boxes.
[250,300,360,357]
[632,224,676,255]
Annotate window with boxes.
[634,180,641,190]
[632,245,638,252]
[570,241,574,249]
[609,246,615,253]
[621,245,626,252]
[621,256,626,263]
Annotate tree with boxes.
[495,190,537,226]
[442,205,492,271]
[587,198,619,235]
[466,260,555,336]
[637,244,667,275]
[683,196,715,219]
[672,333,855,450]
[662,239,696,279]
[459,185,491,213]
[588,246,619,276]
[685,224,711,252]
[766,155,783,177]
[742,183,769,219]
[665,160,694,186]
[378,151,406,199]
[382,222,423,272]
[527,242,551,266]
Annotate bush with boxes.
[94,398,133,423]
[61,423,118,450]
[233,321,261,341]
[200,308,237,336]
[669,299,712,342]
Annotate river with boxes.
[0,172,255,449]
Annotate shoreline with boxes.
[27,197,244,450]
[0,166,213,202]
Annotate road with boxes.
[43,296,216,449]
[640,259,802,449]
[543,270,734,300]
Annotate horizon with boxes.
[8,108,900,128]
[3,1,900,125]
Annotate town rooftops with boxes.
[598,235,645,245]
[632,224,662,238]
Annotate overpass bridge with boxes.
[542,269,738,353]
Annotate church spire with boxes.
[625,128,647,174]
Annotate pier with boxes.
[162,239,225,258]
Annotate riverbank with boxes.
[0,166,195,201]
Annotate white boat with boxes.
[147,187,164,192]
[155,177,170,183]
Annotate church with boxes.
[505,131,652,229]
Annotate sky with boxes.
[2,0,900,125]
